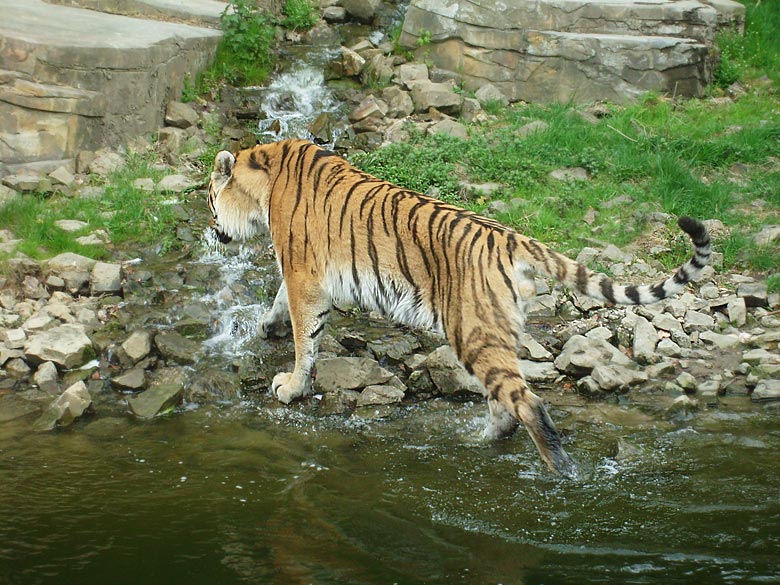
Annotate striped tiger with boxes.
[207,139,711,476]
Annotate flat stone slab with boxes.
[0,0,220,168]
[48,0,227,26]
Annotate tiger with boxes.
[207,138,712,476]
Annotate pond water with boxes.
[2,397,779,584]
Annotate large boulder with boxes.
[25,324,94,369]
[33,381,93,431]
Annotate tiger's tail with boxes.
[526,216,711,305]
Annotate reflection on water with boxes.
[1,399,779,584]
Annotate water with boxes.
[2,400,779,584]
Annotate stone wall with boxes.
[0,0,220,175]
[399,0,746,104]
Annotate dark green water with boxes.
[1,397,779,584]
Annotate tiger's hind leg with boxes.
[271,275,331,404]
[259,281,292,339]
[482,397,520,440]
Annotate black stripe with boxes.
[600,277,616,303]
[310,322,326,339]
[625,285,640,304]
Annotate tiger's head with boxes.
[207,149,268,244]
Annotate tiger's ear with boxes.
[214,151,236,177]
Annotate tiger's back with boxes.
[208,139,711,475]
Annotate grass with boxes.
[0,153,185,262]
[353,0,780,276]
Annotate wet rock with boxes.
[668,394,698,414]
[425,345,482,396]
[308,112,337,144]
[314,357,395,392]
[154,331,199,365]
[186,368,240,402]
[33,361,60,394]
[128,383,183,419]
[318,389,360,414]
[406,368,435,395]
[591,364,648,392]
[91,262,122,295]
[341,46,365,77]
[323,6,347,23]
[554,335,631,377]
[25,324,93,368]
[165,101,199,129]
[752,379,780,402]
[357,384,404,407]
[676,372,697,393]
[112,368,146,391]
[33,381,93,431]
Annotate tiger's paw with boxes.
[272,372,305,404]
[259,316,291,339]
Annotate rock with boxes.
[519,360,559,383]
[128,383,183,418]
[742,348,779,366]
[155,331,199,365]
[652,312,683,333]
[727,297,747,327]
[699,330,740,349]
[33,381,92,431]
[591,364,648,392]
[669,394,698,413]
[657,338,683,358]
[318,389,360,414]
[90,262,122,294]
[357,385,405,407]
[633,316,659,364]
[676,372,697,393]
[368,337,417,363]
[754,225,780,246]
[475,83,509,107]
[89,151,125,177]
[361,54,395,86]
[157,174,195,193]
[323,6,347,23]
[428,118,468,140]
[46,252,96,293]
[342,0,381,22]
[737,282,768,308]
[25,324,93,368]
[6,358,31,378]
[397,63,429,89]
[752,379,780,402]
[33,361,60,394]
[684,310,715,332]
[165,101,199,129]
[425,345,483,396]
[314,357,395,392]
[341,46,366,76]
[554,335,631,377]
[406,368,435,394]
[120,330,152,365]
[3,328,26,349]
[112,368,146,391]
[518,333,553,361]
[517,120,550,138]
[549,167,589,182]
[349,95,388,122]
[22,314,56,334]
[133,178,155,192]
[410,80,461,115]
[54,219,88,232]
[382,86,414,118]
[22,276,48,300]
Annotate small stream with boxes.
[2,18,780,585]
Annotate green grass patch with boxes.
[0,153,185,261]
[281,0,318,32]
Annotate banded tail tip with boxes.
[677,216,708,241]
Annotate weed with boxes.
[767,273,780,294]
[281,0,318,32]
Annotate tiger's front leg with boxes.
[259,281,292,339]
[271,274,331,404]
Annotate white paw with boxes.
[259,316,291,339]
[272,372,304,404]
